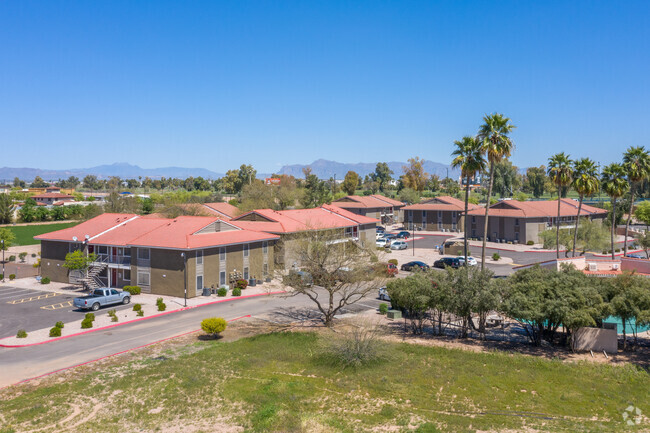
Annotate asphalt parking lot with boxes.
[0,286,131,339]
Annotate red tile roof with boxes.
[333,194,403,209]
[35,213,138,242]
[31,193,74,199]
[203,202,241,219]
[321,204,379,224]
[403,196,480,212]
[467,199,608,218]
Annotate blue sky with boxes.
[1,1,648,173]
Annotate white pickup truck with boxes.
[73,288,131,311]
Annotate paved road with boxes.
[0,292,384,388]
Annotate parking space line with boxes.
[7,292,61,304]
[0,292,49,301]
[0,288,31,296]
[40,300,73,311]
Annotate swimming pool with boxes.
[603,316,650,335]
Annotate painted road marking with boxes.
[40,301,73,311]
[7,292,60,304]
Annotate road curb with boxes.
[0,291,285,348]
[0,314,252,391]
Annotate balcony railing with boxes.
[95,254,131,265]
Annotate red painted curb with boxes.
[0,291,285,348]
[0,315,252,391]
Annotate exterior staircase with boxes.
[70,257,109,291]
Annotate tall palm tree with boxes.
[547,153,573,259]
[476,113,515,270]
[452,136,487,267]
[571,158,599,257]
[601,163,629,260]
[622,146,650,256]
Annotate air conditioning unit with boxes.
[588,263,597,272]
[612,263,620,270]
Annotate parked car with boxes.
[376,226,386,233]
[376,238,390,248]
[378,287,390,301]
[626,254,645,259]
[396,231,410,239]
[390,240,408,250]
[383,233,397,241]
[378,262,398,277]
[457,256,478,267]
[73,288,131,311]
[400,261,430,271]
[433,257,460,269]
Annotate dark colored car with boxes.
[396,231,410,239]
[400,261,430,271]
[376,226,386,233]
[433,257,460,269]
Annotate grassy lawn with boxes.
[6,222,79,246]
[1,332,648,432]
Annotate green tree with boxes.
[63,250,98,288]
[341,171,360,195]
[275,175,298,210]
[491,159,521,198]
[401,157,427,192]
[398,188,420,205]
[452,135,487,265]
[601,163,629,259]
[523,166,547,198]
[601,272,650,350]
[386,273,434,334]
[31,176,48,188]
[571,158,599,257]
[239,181,275,212]
[374,162,393,192]
[426,174,441,192]
[13,177,25,188]
[82,175,100,191]
[0,193,15,224]
[0,227,16,250]
[622,146,650,256]
[237,164,256,192]
[300,170,331,208]
[441,177,460,196]
[548,152,573,259]
[637,230,650,258]
[18,198,37,222]
[477,113,515,270]
[221,170,240,194]
[634,200,650,229]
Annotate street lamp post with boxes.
[181,252,187,307]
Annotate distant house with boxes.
[401,196,480,232]
[229,204,378,268]
[332,194,404,224]
[466,199,608,244]
[30,192,75,206]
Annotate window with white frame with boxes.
[262,241,268,254]
[219,247,226,261]
[137,248,150,260]
[123,269,131,281]
[219,271,226,286]
[243,267,249,280]
[243,244,249,258]
[263,263,268,277]
[196,250,203,265]
[137,271,150,286]
[196,275,203,292]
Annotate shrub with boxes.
[132,303,142,312]
[49,327,62,337]
[16,329,27,338]
[123,286,141,295]
[19,252,27,262]
[235,279,248,290]
[492,252,501,261]
[85,312,95,321]
[217,287,227,297]
[8,255,15,262]
[0,274,3,280]
[31,253,36,258]
[81,318,93,329]
[526,240,534,245]
[136,310,144,317]
[157,302,166,312]
[615,248,621,253]
[55,321,64,329]
[388,259,398,266]
[232,287,242,297]
[108,309,118,322]
[41,277,51,284]
[201,317,227,337]
[156,297,164,306]
[9,274,15,280]
[379,303,388,315]
[323,319,382,368]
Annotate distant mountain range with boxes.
[0,159,460,182]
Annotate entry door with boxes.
[111,269,117,288]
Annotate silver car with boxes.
[390,240,407,250]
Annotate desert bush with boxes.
[41,277,50,284]
[217,287,227,297]
[388,259,398,266]
[19,252,27,262]
[157,302,166,312]
[136,310,144,317]
[9,274,15,280]
[108,309,118,322]
[156,297,163,306]
[492,252,501,261]
[201,317,227,337]
[16,329,27,338]
[123,286,141,295]
[232,287,242,297]
[81,318,93,329]
[526,240,534,245]
[55,321,64,329]
[31,253,36,258]
[235,279,248,290]
[85,312,95,321]
[8,255,15,262]
[322,319,383,368]
[379,303,388,315]
[49,326,62,337]
[132,303,142,312]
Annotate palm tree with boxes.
[571,158,599,257]
[622,146,650,256]
[601,163,629,259]
[452,136,487,267]
[476,113,515,270]
[547,153,573,259]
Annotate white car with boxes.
[376,238,389,247]
[390,240,407,250]
[457,256,478,266]
[378,287,390,301]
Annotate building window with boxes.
[243,244,249,258]
[243,267,249,280]
[263,263,269,277]
[422,211,426,220]
[219,271,226,286]
[196,275,203,292]
[438,211,442,219]
[123,269,131,281]
[472,216,476,223]
[97,245,108,255]
[137,248,150,260]
[137,271,150,286]
[262,241,268,254]
[515,218,519,226]
[219,247,226,261]
[196,250,203,265]
[69,242,82,253]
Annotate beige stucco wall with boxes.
[573,327,618,353]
